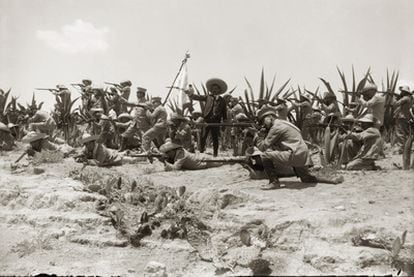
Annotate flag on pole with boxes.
[175,62,189,108]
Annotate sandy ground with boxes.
[0,145,413,276]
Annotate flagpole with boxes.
[162,52,190,106]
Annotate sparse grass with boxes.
[142,166,156,175]
[11,233,54,258]
[32,150,64,164]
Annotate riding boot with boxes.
[261,157,280,189]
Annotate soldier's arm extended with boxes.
[393,96,410,108]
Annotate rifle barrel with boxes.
[14,152,27,163]
[193,122,255,128]
[200,157,247,163]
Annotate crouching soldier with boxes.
[27,110,57,137]
[116,113,141,151]
[345,114,382,170]
[0,122,15,151]
[76,134,142,167]
[247,111,344,190]
[159,141,225,171]
[167,113,194,152]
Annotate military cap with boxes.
[22,132,48,143]
[159,141,182,153]
[151,97,162,103]
[137,87,147,93]
[0,122,10,132]
[206,78,228,95]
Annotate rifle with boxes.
[199,156,248,163]
[104,82,122,89]
[35,88,59,92]
[126,152,166,164]
[192,122,257,128]
[14,152,27,163]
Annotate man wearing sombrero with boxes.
[392,85,413,154]
[185,78,228,157]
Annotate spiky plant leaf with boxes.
[270,78,290,102]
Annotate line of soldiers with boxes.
[1,77,413,189]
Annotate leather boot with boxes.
[260,156,281,190]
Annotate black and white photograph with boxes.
[0,0,413,276]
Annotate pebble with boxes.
[334,205,345,211]
[144,261,167,277]
[368,200,375,204]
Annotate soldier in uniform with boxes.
[185,78,228,157]
[89,108,117,149]
[290,94,313,140]
[345,114,382,170]
[21,132,59,156]
[142,97,168,153]
[27,110,57,138]
[167,113,194,152]
[77,133,142,166]
[159,141,225,171]
[321,91,341,124]
[392,86,413,154]
[248,109,344,190]
[120,87,151,151]
[357,82,385,129]
[116,113,141,151]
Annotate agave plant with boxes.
[241,68,290,121]
[17,93,44,119]
[52,92,80,143]
[0,88,11,122]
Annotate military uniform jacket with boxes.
[350,127,381,160]
[256,119,309,167]
[149,106,167,128]
[190,94,227,122]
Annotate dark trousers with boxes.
[200,126,220,156]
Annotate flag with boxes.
[175,62,189,109]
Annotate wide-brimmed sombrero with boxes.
[79,134,100,144]
[257,107,277,120]
[118,113,133,121]
[206,78,228,95]
[22,132,48,143]
[358,114,375,123]
[159,142,182,153]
